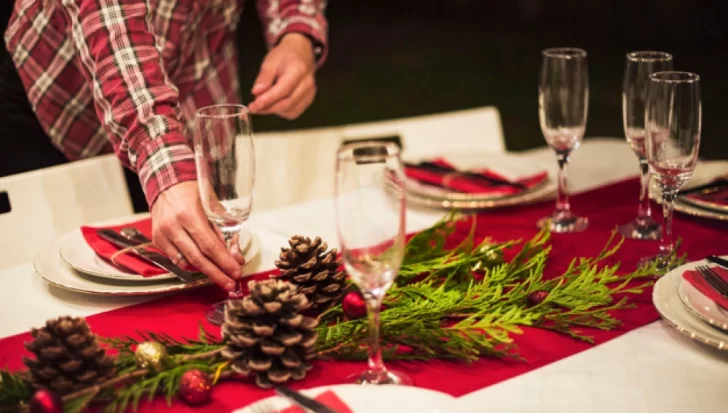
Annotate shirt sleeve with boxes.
[61,0,196,207]
[256,0,329,67]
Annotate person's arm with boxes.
[248,0,329,119]
[61,0,242,290]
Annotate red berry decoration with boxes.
[29,389,63,413]
[527,290,549,307]
[343,291,367,319]
[178,369,213,406]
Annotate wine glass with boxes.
[645,71,701,269]
[194,104,255,325]
[334,141,411,385]
[538,48,590,233]
[618,51,673,240]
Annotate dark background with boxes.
[237,0,727,158]
[2,0,726,158]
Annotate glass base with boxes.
[618,217,661,240]
[206,301,227,325]
[347,369,413,386]
[637,254,678,273]
[537,211,589,233]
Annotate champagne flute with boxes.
[194,104,255,325]
[334,141,411,385]
[538,48,590,233]
[645,71,701,269]
[618,51,673,240]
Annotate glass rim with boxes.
[626,51,673,62]
[542,47,587,59]
[649,71,700,83]
[196,104,250,119]
[337,141,401,161]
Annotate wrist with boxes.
[279,32,321,64]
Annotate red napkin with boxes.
[405,158,548,195]
[682,266,728,310]
[80,218,194,277]
[685,185,728,207]
[278,390,353,413]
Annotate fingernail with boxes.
[252,83,265,93]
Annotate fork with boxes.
[250,400,278,413]
[696,265,728,297]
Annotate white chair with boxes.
[251,106,505,211]
[0,154,134,269]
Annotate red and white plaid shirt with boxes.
[4,0,327,206]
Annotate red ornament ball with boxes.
[527,290,549,307]
[343,291,367,319]
[178,369,213,406]
[30,389,63,413]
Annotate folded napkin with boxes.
[685,184,728,207]
[405,158,548,195]
[278,390,352,413]
[81,218,192,277]
[682,266,728,310]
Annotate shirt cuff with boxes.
[275,20,328,69]
[134,134,197,208]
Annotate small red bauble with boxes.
[29,389,63,413]
[178,369,213,406]
[343,291,367,319]
[527,290,549,307]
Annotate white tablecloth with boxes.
[1,138,727,412]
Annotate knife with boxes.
[707,255,728,270]
[404,161,528,190]
[275,386,339,413]
[95,229,196,283]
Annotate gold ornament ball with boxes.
[134,341,169,370]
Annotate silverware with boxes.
[95,229,196,283]
[275,386,339,413]
[695,265,728,297]
[405,161,527,190]
[121,227,152,244]
[706,256,728,270]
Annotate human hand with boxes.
[150,181,245,291]
[248,33,317,120]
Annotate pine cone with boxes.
[22,316,115,395]
[221,279,318,389]
[275,235,347,309]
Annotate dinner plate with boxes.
[235,384,456,413]
[650,160,728,221]
[677,257,728,332]
[653,262,728,351]
[680,185,728,213]
[404,153,557,210]
[33,231,260,296]
[58,214,252,282]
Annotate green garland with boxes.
[0,212,683,412]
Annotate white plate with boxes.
[33,231,261,296]
[677,257,728,332]
[404,152,557,210]
[650,160,728,221]
[653,262,728,351]
[59,214,252,282]
[235,384,456,413]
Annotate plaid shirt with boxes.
[4,0,327,206]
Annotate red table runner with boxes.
[1,178,726,412]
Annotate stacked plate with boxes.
[33,214,260,296]
[403,153,557,210]
[652,160,728,222]
[653,257,728,350]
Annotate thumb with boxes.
[251,59,278,96]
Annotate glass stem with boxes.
[637,159,652,221]
[659,190,676,257]
[555,152,571,213]
[222,231,242,298]
[365,294,386,376]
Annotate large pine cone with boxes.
[275,235,347,309]
[23,316,115,395]
[221,279,318,389]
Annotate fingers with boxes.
[171,229,237,292]
[262,77,316,120]
[249,61,304,113]
[213,225,246,265]
[181,211,243,280]
[251,56,278,97]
